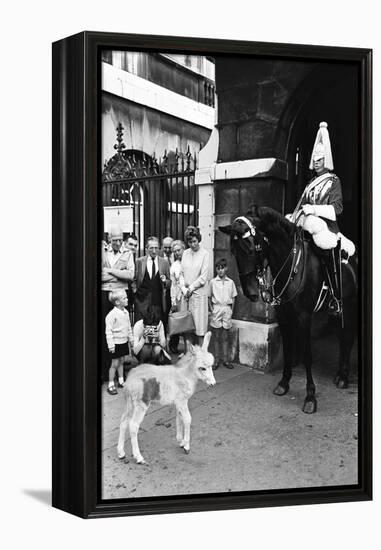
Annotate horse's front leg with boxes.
[334,299,355,388]
[298,313,317,414]
[273,310,294,396]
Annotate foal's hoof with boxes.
[118,452,126,460]
[180,441,190,454]
[273,384,289,396]
[302,398,317,414]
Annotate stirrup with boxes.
[328,296,342,316]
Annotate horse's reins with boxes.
[234,216,306,306]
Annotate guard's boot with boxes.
[323,242,343,316]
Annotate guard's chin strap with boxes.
[234,216,256,239]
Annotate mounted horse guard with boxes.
[220,207,357,413]
[219,122,357,414]
[288,121,356,320]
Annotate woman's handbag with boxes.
[167,305,195,336]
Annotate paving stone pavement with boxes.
[101,334,358,500]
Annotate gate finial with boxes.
[114,123,126,155]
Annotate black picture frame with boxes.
[52,31,372,519]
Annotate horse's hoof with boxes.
[135,457,146,464]
[336,379,348,389]
[273,384,289,396]
[302,399,317,414]
[118,452,126,460]
[183,448,190,454]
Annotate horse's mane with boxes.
[247,205,296,240]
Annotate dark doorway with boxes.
[283,63,360,244]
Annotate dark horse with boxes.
[220,206,357,414]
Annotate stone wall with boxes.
[215,57,314,162]
[102,93,212,164]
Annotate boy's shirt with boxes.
[105,306,134,349]
[209,275,238,306]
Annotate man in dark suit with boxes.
[133,236,171,324]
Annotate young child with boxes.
[105,289,134,395]
[209,258,237,370]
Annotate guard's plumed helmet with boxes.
[309,121,334,171]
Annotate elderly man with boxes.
[102,228,135,294]
[160,236,174,265]
[101,227,135,380]
[133,236,171,323]
[124,233,139,256]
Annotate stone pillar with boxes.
[195,124,219,276]
[196,126,286,373]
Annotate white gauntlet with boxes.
[313,204,336,221]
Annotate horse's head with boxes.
[219,206,267,302]
[220,205,296,302]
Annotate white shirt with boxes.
[209,276,238,306]
[106,249,122,268]
[146,256,158,278]
[170,260,184,304]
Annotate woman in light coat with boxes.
[181,226,210,346]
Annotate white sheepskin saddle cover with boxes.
[286,213,356,256]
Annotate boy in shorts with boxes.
[105,289,134,395]
[209,259,237,370]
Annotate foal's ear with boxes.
[202,331,211,351]
[187,343,195,354]
[219,225,232,235]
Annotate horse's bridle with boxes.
[233,216,306,306]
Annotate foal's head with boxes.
[187,332,216,386]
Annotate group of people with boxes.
[102,121,355,395]
[102,227,237,395]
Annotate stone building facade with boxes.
[196,56,359,371]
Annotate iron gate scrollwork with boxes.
[102,123,198,254]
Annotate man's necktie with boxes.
[151,259,156,279]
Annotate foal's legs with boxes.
[129,401,148,463]
[177,401,192,453]
[176,409,184,444]
[117,394,132,459]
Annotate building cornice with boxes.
[102,62,215,130]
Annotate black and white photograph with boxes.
[100,48,363,499]
[4,0,380,546]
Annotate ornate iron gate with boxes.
[102,123,198,254]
